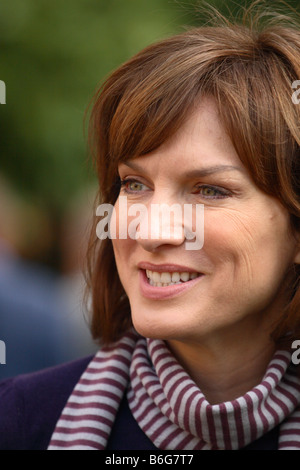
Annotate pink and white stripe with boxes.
[48,330,138,450]
[128,338,300,450]
[48,330,300,450]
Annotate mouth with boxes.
[138,262,203,299]
[145,269,200,287]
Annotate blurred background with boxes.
[0,0,299,378]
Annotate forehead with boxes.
[119,97,245,174]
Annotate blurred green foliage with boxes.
[0,0,188,212]
[0,0,197,267]
[0,0,299,268]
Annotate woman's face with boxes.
[112,98,300,346]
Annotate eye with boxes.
[120,178,149,193]
[194,185,230,199]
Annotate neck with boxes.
[167,332,276,405]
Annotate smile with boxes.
[139,267,203,300]
[146,270,200,287]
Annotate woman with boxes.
[1,5,300,450]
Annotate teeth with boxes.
[180,272,189,282]
[146,270,199,287]
[161,272,171,283]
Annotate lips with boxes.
[137,261,201,274]
[138,262,203,299]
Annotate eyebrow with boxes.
[121,160,243,177]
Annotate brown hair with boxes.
[86,4,300,345]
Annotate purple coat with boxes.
[0,357,279,450]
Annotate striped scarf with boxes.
[48,330,300,450]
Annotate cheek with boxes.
[112,237,133,267]
[111,201,138,282]
[203,211,255,264]
[111,197,142,241]
[111,237,135,300]
[204,207,296,284]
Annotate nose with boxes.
[134,201,186,252]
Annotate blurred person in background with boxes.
[0,175,96,379]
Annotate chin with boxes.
[131,309,195,342]
[132,318,167,340]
